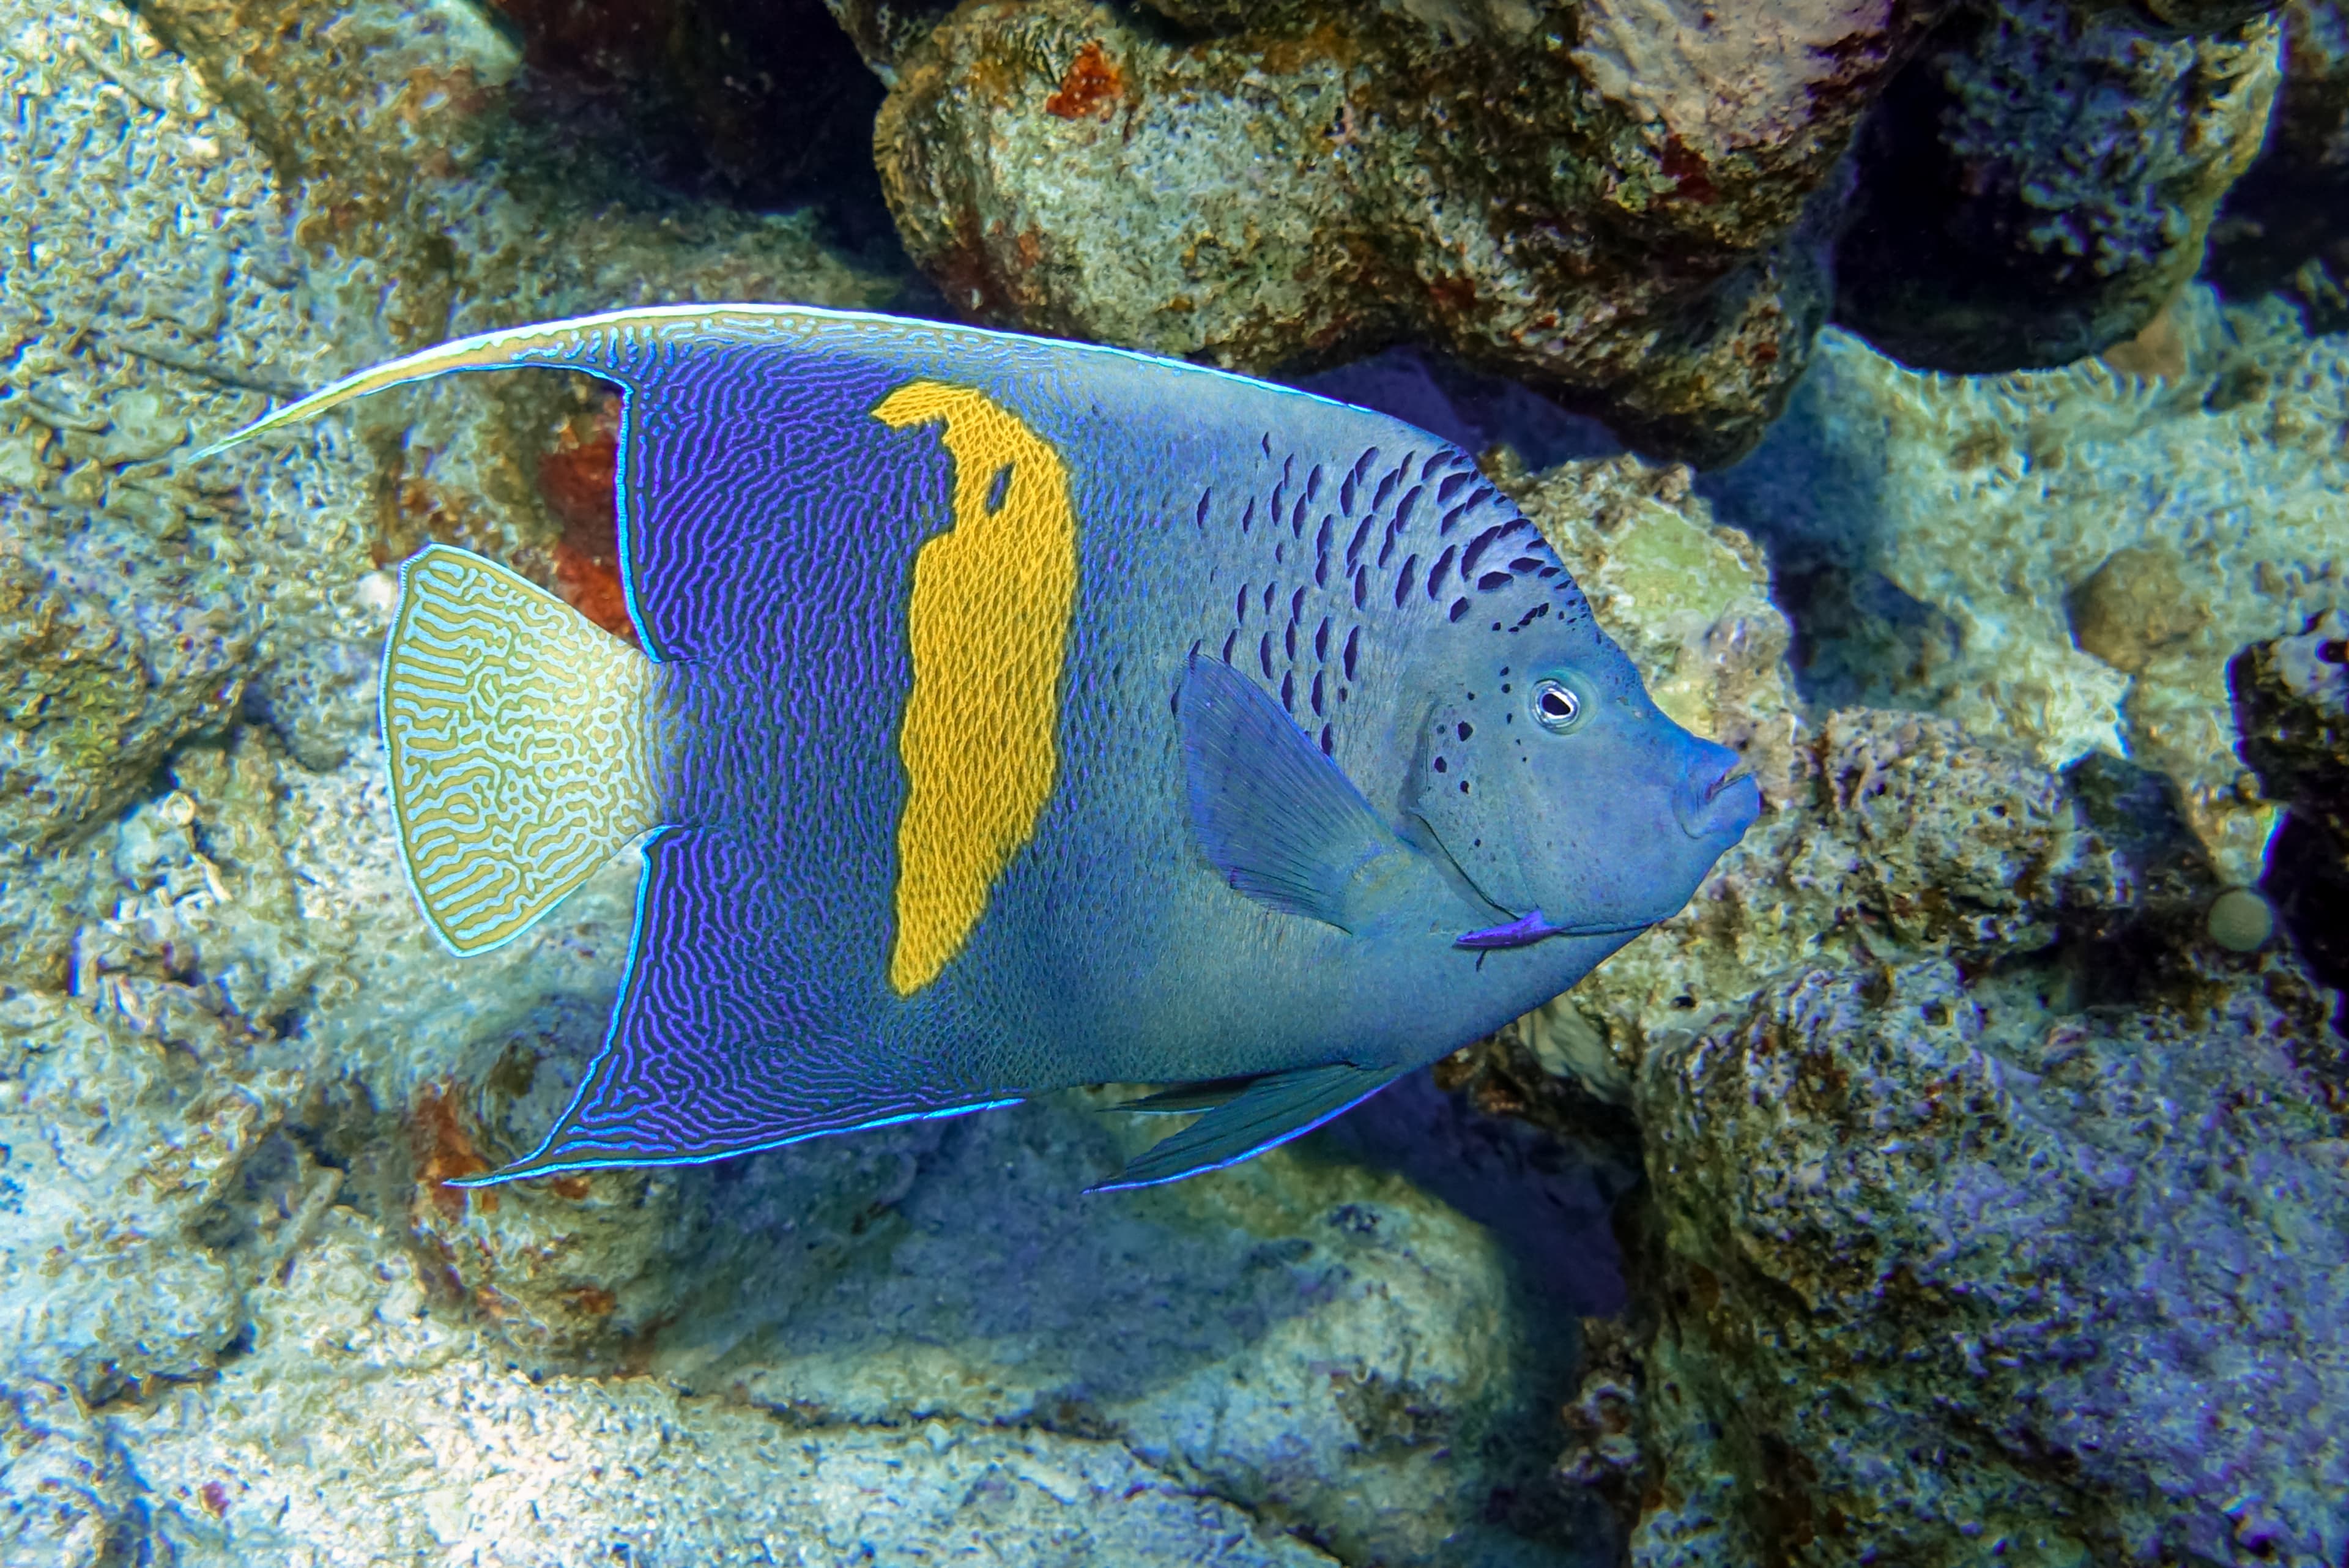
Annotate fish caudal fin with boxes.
[384,544,661,956]
[1091,1061,1403,1192]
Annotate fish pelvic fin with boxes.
[1090,1061,1403,1192]
[384,544,661,957]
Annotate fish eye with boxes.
[1532,677,1588,734]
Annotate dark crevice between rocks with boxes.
[482,0,905,261]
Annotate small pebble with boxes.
[2205,888,2273,953]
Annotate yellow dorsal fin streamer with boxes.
[384,544,659,956]
[874,381,1082,995]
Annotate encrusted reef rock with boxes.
[1835,0,2282,371]
[2210,0,2349,332]
[1705,284,2349,885]
[866,0,1946,466]
[2235,608,2349,852]
[2232,609,2349,1007]
[1625,956,2349,1567]
[1434,415,2344,1565]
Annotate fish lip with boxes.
[1679,764,1761,840]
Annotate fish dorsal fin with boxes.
[1091,1061,1403,1192]
[384,544,659,956]
[1179,652,1408,931]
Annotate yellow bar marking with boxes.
[874,381,1080,995]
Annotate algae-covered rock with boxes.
[1836,0,2282,370]
[1707,285,2349,885]
[1627,956,2349,1567]
[869,0,1940,466]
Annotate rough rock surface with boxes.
[2235,608,2349,852]
[866,0,1944,466]
[1704,284,2349,885]
[1624,956,2348,1568]
[1835,0,2282,370]
[10,1208,1345,1567]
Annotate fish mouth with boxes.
[1677,761,1761,841]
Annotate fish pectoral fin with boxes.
[1089,1061,1403,1192]
[1179,652,1411,932]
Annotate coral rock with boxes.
[1706,285,2349,885]
[1631,957,2349,1567]
[1836,0,2282,370]
[870,0,1945,465]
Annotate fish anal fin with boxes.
[1090,1061,1403,1192]
[460,828,1023,1184]
[1179,653,1409,932]
[385,544,659,956]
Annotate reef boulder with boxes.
[1622,954,2349,1567]
[867,0,1945,466]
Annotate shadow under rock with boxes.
[650,1074,1630,1407]
[1294,346,1622,473]
[1315,1067,1635,1318]
[1697,354,1961,713]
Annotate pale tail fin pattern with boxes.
[384,544,659,956]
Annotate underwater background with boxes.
[0,0,2343,1563]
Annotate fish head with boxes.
[1399,566,1759,940]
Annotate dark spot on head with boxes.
[985,463,1014,513]
[1449,598,1470,622]
[1457,721,1473,740]
[1458,781,1470,793]
[1477,571,1514,592]
[1434,756,1448,773]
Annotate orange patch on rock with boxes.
[540,396,638,644]
[412,1080,497,1218]
[1045,41,1123,119]
[1660,137,1718,206]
